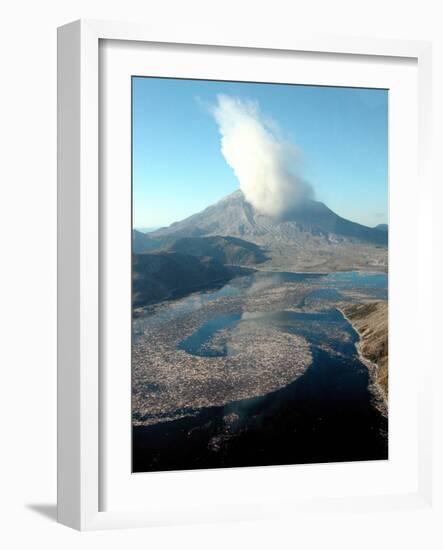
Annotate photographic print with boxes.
[131,77,388,473]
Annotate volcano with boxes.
[135,191,388,272]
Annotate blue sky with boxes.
[132,77,388,228]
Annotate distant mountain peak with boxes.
[136,189,387,272]
[374,223,388,232]
[149,189,387,246]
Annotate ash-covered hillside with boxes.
[135,191,388,273]
[133,252,251,307]
[151,190,386,245]
[133,233,268,266]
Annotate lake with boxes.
[133,270,388,472]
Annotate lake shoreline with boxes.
[132,270,389,471]
[338,305,388,417]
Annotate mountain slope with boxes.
[374,223,388,232]
[133,234,268,266]
[151,190,387,246]
[168,235,267,264]
[144,191,387,272]
[341,301,388,400]
[133,252,248,307]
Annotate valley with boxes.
[132,190,389,472]
[132,270,388,471]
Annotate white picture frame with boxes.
[57,19,433,531]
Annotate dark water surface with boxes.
[133,271,388,472]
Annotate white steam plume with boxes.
[212,95,313,218]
